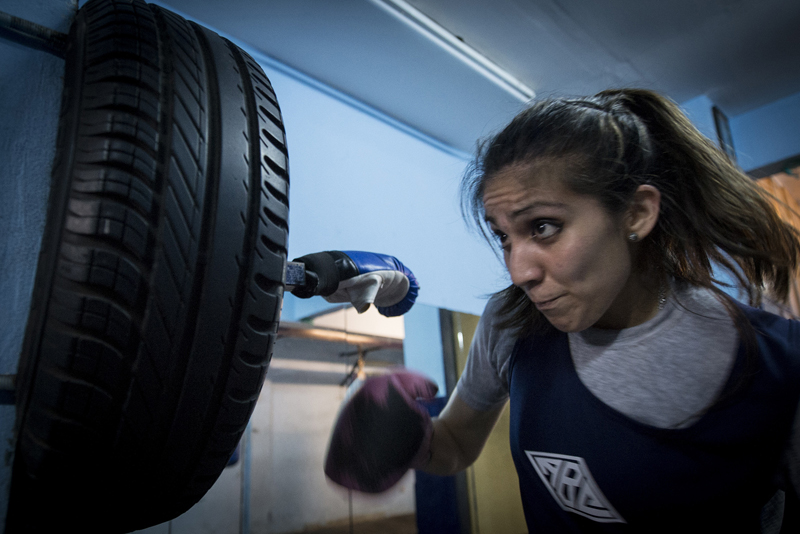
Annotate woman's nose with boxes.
[506,242,543,290]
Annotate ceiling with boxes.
[161,0,800,154]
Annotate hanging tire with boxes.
[6,0,289,531]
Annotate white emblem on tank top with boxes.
[526,451,626,524]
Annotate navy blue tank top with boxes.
[508,304,800,532]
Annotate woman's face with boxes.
[483,160,653,332]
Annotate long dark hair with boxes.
[462,88,800,337]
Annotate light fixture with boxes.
[371,0,535,102]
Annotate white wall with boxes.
[248,378,415,533]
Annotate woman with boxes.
[324,89,800,532]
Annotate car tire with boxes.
[6,0,289,531]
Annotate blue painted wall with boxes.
[0,0,75,379]
[681,89,800,174]
[0,0,77,524]
[731,90,800,172]
[252,50,505,318]
[680,94,718,142]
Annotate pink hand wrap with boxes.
[324,370,439,493]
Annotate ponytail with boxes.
[596,89,799,305]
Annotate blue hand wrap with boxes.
[341,251,419,317]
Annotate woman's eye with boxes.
[532,221,561,239]
[491,231,508,246]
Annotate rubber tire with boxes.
[6,0,289,532]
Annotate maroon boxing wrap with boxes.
[324,370,439,493]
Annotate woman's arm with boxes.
[421,392,507,476]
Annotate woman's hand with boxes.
[324,370,438,493]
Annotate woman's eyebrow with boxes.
[512,201,567,218]
[498,201,569,220]
[485,201,569,226]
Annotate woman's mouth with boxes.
[533,295,561,310]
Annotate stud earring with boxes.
[628,232,639,242]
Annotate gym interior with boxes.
[2,0,800,533]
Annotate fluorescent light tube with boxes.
[372,0,535,102]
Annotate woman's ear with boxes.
[626,184,661,239]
